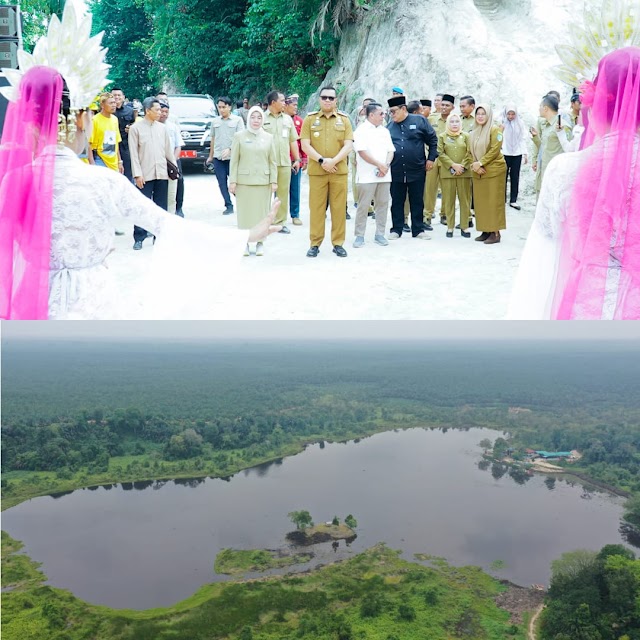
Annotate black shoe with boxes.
[176,208,184,218]
[461,230,471,238]
[509,203,521,210]
[468,219,474,228]
[475,232,491,242]
[346,212,351,220]
[133,240,143,250]
[368,211,375,217]
[440,216,447,225]
[403,224,411,233]
[455,224,461,229]
[223,205,234,215]
[424,223,433,231]
[306,246,320,257]
[446,231,453,238]
[279,226,291,234]
[333,245,348,257]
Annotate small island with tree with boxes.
[286,510,358,545]
[213,511,358,575]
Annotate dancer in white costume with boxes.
[508,0,640,320]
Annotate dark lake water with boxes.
[1,427,627,610]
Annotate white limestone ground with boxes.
[109,168,537,320]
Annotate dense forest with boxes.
[19,0,383,101]
[2,340,640,510]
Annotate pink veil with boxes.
[551,47,640,319]
[0,66,62,319]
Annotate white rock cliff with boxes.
[321,0,593,124]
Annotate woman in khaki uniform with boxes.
[469,104,507,245]
[229,106,278,255]
[437,113,472,238]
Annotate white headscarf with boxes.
[246,106,264,135]
[501,104,526,145]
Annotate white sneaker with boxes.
[256,242,264,256]
[388,232,401,240]
[415,232,431,240]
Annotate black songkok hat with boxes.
[388,96,406,108]
[441,94,455,104]
[420,99,432,107]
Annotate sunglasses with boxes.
[389,107,400,114]
[320,96,336,101]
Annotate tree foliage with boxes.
[87,0,339,103]
[88,0,157,99]
[541,545,640,640]
[288,510,313,531]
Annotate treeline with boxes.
[85,0,365,102]
[4,341,639,424]
[2,341,639,498]
[540,545,640,640]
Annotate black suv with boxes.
[168,94,218,166]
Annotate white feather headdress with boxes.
[552,0,640,87]
[0,3,110,109]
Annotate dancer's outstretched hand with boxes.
[248,198,283,242]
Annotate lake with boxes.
[1,427,627,610]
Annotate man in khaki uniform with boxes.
[460,95,476,133]
[263,91,300,233]
[301,86,354,258]
[420,99,432,118]
[532,93,572,200]
[425,93,455,226]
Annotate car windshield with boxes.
[168,97,216,118]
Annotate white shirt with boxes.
[353,119,395,183]
[165,120,185,151]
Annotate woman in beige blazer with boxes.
[229,106,278,255]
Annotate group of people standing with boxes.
[210,85,582,256]
[75,89,186,249]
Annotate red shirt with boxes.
[291,114,307,163]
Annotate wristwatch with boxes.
[318,157,324,164]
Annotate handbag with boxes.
[167,159,181,181]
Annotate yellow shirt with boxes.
[89,113,121,171]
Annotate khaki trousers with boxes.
[440,178,471,230]
[309,172,347,247]
[168,178,178,215]
[354,182,390,237]
[423,161,440,222]
[274,165,291,225]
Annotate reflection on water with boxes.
[1,428,628,610]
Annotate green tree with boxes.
[20,0,56,52]
[550,549,598,581]
[492,437,509,458]
[332,515,340,526]
[396,602,416,621]
[360,592,385,618]
[479,438,492,452]
[89,0,157,99]
[344,514,357,529]
[623,494,640,530]
[288,510,313,530]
